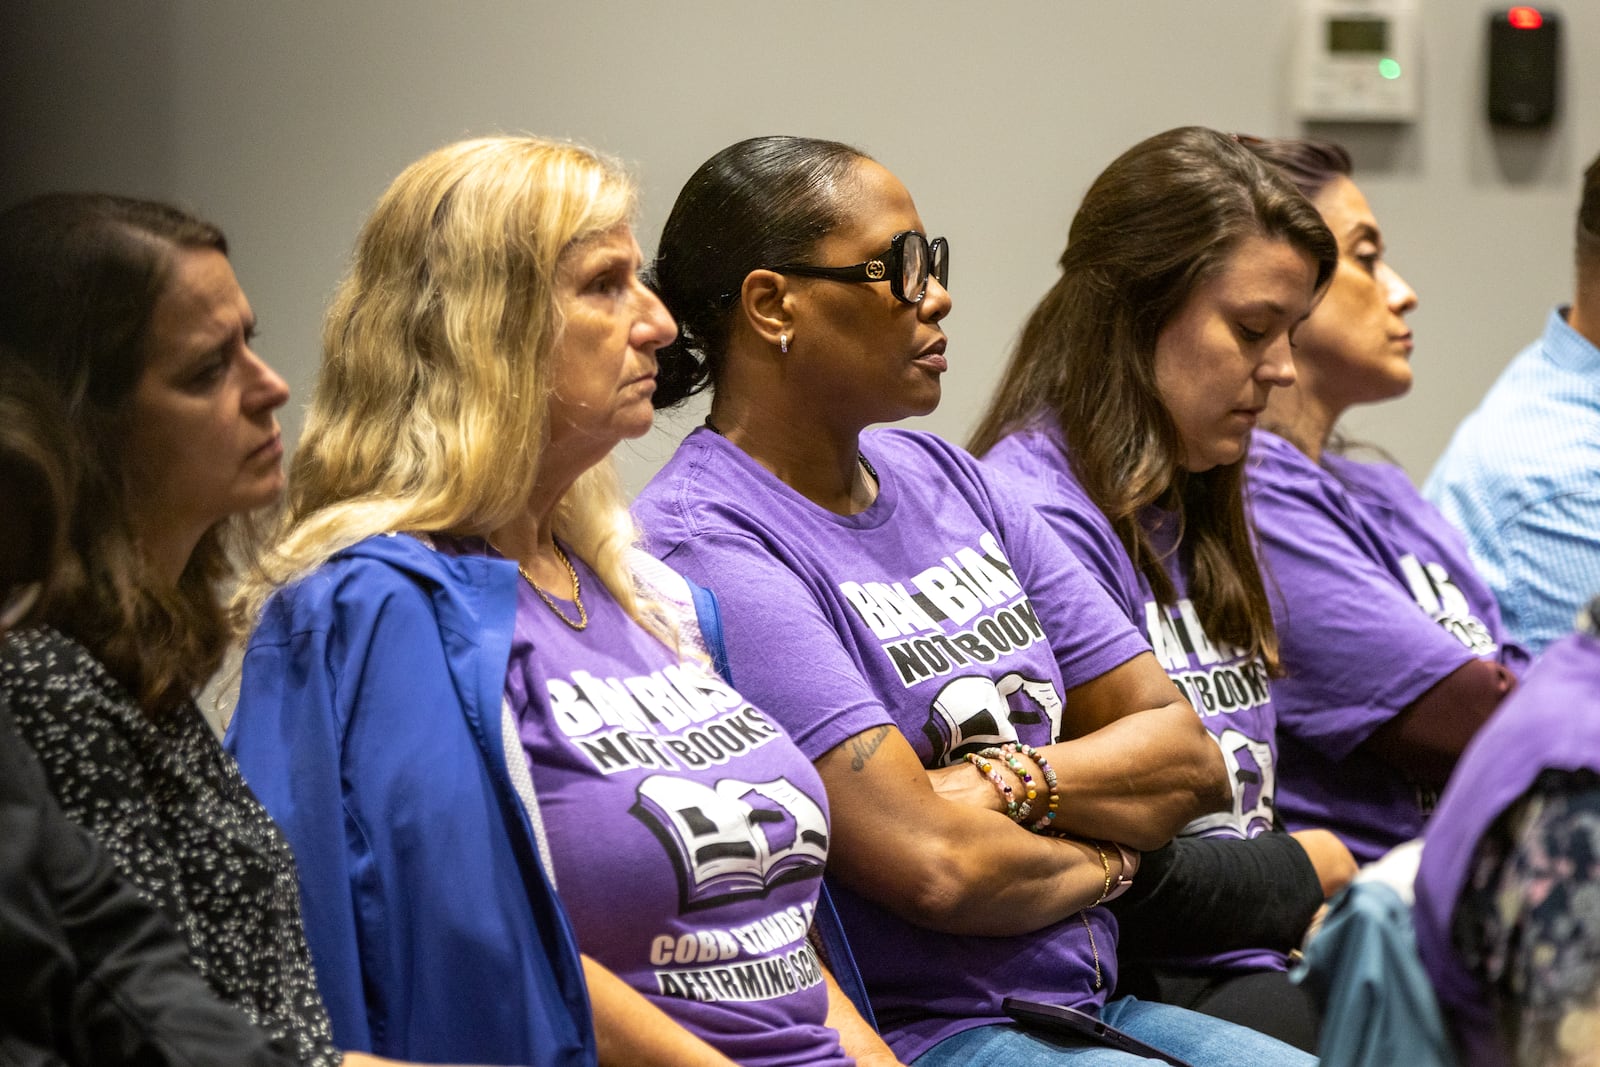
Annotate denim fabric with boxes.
[911,996,1317,1066]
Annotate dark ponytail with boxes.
[651,135,868,408]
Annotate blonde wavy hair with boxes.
[234,135,656,636]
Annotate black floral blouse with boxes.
[0,626,339,1067]
[1454,768,1600,1067]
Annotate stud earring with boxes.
[780,333,789,354]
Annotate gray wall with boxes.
[5,1,1597,494]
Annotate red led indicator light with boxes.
[1508,6,1543,29]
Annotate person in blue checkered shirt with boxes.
[1426,151,1600,655]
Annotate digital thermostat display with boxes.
[1327,18,1388,53]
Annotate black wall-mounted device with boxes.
[1488,7,1561,127]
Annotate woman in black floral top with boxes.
[0,358,300,1065]
[0,192,605,1067]
[0,193,344,1066]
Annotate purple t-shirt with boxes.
[483,544,848,1067]
[1247,430,1520,863]
[1415,630,1600,1067]
[1321,451,1528,674]
[633,427,1150,1062]
[986,424,1285,973]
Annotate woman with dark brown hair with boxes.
[0,195,275,713]
[973,126,1348,1050]
[0,193,516,1067]
[0,358,301,1066]
[0,192,334,1061]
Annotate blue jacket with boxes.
[225,533,596,1065]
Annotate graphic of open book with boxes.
[633,775,829,910]
[922,671,1062,764]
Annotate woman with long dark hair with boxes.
[0,358,304,1066]
[0,192,521,1067]
[0,193,335,1064]
[971,126,1344,1050]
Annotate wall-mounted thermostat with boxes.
[1292,0,1421,122]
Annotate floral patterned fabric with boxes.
[1454,769,1600,1066]
[1,626,339,1066]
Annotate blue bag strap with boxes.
[687,580,733,684]
[814,877,879,1031]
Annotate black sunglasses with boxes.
[770,230,950,305]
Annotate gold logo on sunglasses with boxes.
[865,260,887,280]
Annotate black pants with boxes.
[1115,962,1321,1053]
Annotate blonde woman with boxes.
[229,136,897,1067]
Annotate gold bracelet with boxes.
[1092,842,1112,906]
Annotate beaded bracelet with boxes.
[979,742,1060,831]
[964,752,1018,819]
[1011,742,1060,831]
[979,745,1035,824]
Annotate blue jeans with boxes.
[911,996,1318,1066]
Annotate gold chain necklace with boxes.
[495,540,588,631]
[1081,912,1102,990]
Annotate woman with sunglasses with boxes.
[634,134,1312,1065]
[1236,137,1527,867]
[971,127,1345,1052]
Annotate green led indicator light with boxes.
[1378,58,1402,80]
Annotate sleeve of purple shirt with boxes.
[971,450,1152,692]
[1249,437,1477,760]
